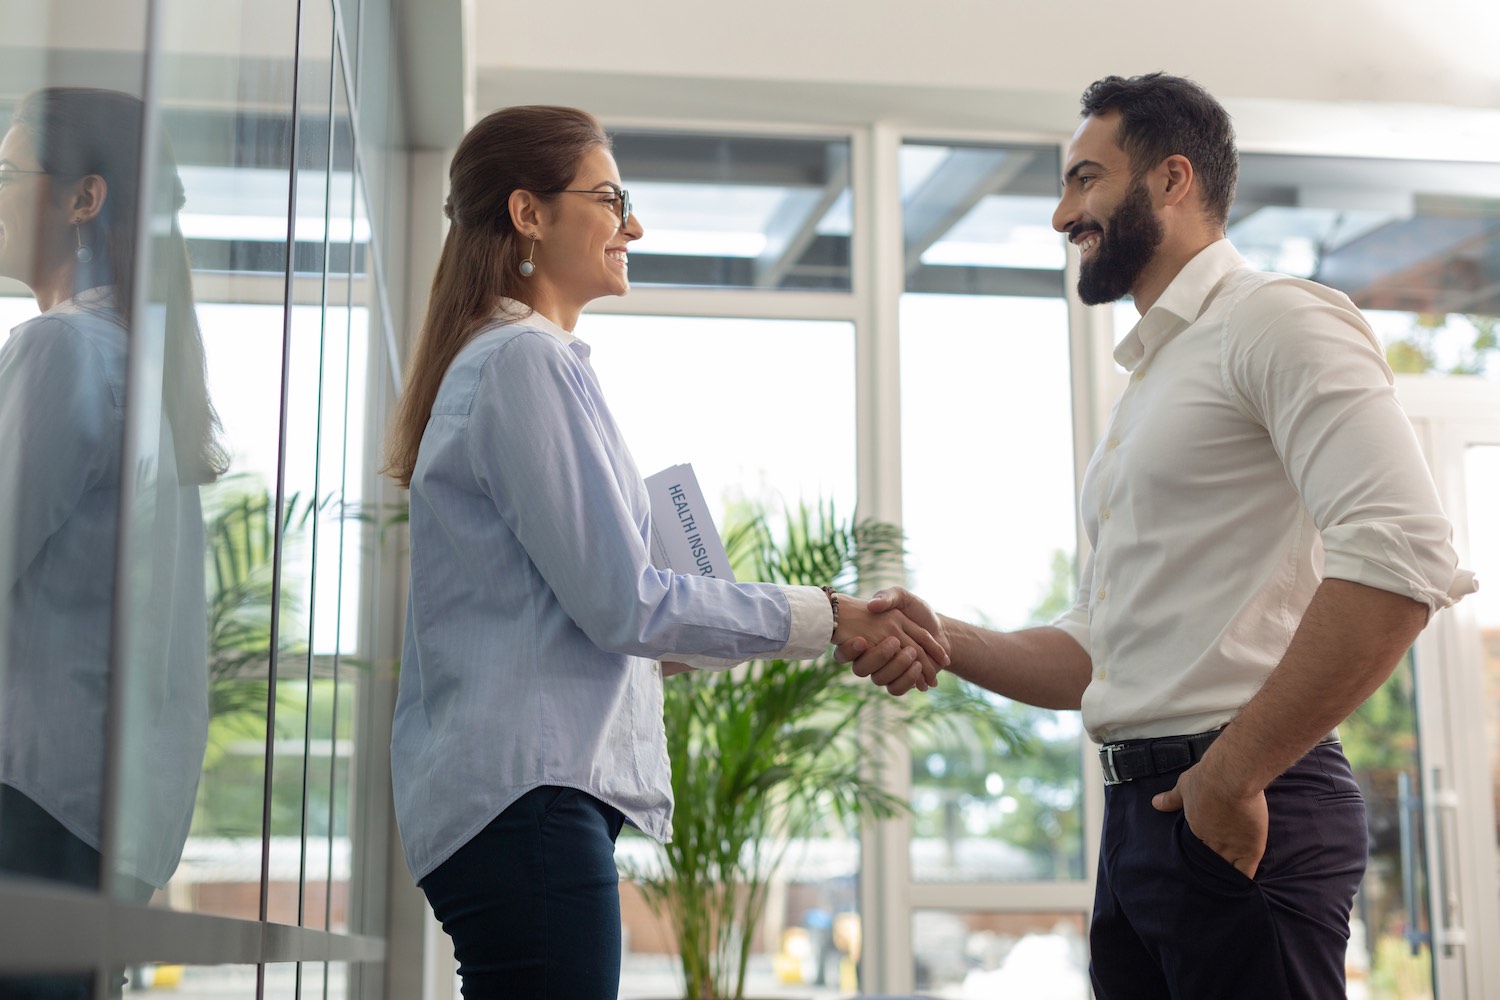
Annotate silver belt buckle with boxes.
[1100,743,1128,785]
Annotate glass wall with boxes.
[0,0,404,993]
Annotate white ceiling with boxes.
[468,0,1500,159]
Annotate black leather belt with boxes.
[1098,728,1340,786]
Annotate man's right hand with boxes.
[835,587,946,696]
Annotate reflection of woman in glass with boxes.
[384,105,945,998]
[0,88,225,917]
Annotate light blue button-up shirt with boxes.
[391,306,831,882]
[0,289,207,889]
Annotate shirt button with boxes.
[1096,587,1107,601]
[1094,668,1106,680]
[1108,438,1120,450]
[1101,507,1111,521]
[1132,369,1145,382]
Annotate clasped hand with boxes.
[830,588,948,696]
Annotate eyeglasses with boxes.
[546,182,632,229]
[0,168,49,191]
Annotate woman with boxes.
[385,105,947,997]
[0,87,222,919]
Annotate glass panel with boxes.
[912,910,1088,998]
[125,963,257,998]
[1234,154,1500,378]
[901,294,1084,883]
[135,0,300,923]
[261,962,304,1000]
[353,0,395,250]
[899,140,1082,885]
[586,316,856,999]
[1465,445,1500,947]
[1343,654,1437,998]
[338,165,384,949]
[584,316,856,514]
[608,132,853,291]
[0,1,152,900]
[262,0,335,928]
[620,835,860,999]
[900,141,1066,297]
[292,41,356,936]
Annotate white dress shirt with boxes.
[1054,240,1476,743]
[391,304,832,882]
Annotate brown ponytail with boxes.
[383,105,608,488]
[15,87,228,484]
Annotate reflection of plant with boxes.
[204,484,327,719]
[625,503,1025,1000]
[193,484,338,837]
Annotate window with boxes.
[898,141,1086,887]
[613,132,854,291]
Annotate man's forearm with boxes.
[1199,578,1428,796]
[941,619,1092,710]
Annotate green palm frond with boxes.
[202,485,336,728]
[623,500,1026,1000]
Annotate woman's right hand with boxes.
[831,591,949,694]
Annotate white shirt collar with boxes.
[1115,238,1247,371]
[496,297,575,345]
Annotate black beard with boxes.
[1076,178,1164,306]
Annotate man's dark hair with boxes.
[1080,72,1238,229]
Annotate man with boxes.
[842,73,1475,999]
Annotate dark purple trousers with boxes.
[1090,743,1368,1000]
[419,785,627,1000]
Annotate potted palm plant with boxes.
[623,502,1027,1000]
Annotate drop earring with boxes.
[519,234,538,277]
[74,221,93,265]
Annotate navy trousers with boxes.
[0,784,154,999]
[1090,744,1367,1000]
[420,785,628,999]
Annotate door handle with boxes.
[1430,766,1467,957]
[1397,771,1431,955]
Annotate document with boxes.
[644,464,735,582]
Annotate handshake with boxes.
[830,587,947,697]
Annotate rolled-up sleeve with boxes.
[1224,282,1477,614]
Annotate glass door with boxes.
[1393,375,1500,1000]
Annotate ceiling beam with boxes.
[902,148,1035,279]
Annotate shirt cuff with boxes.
[779,584,834,660]
[1322,520,1478,616]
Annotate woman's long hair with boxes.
[13,87,228,484]
[383,105,609,488]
